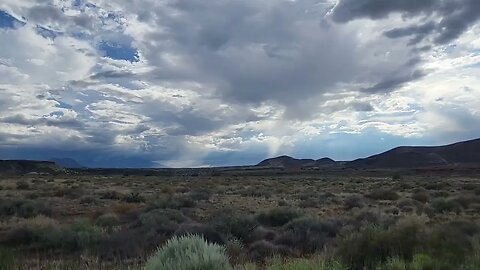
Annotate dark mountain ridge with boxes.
[257,138,480,169]
[0,160,65,175]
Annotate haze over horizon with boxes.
[1,0,479,168]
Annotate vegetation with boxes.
[0,172,479,269]
[144,234,232,270]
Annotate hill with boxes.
[257,155,335,168]
[50,158,84,168]
[349,138,480,169]
[0,160,65,175]
[257,138,480,170]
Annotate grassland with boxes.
[1,170,480,269]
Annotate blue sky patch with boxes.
[0,10,24,29]
[98,41,139,62]
[36,26,62,39]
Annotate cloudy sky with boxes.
[0,0,479,168]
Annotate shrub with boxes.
[16,180,30,190]
[411,191,430,203]
[148,194,196,209]
[99,190,122,200]
[248,240,291,261]
[210,210,259,243]
[95,213,120,227]
[122,192,146,203]
[452,195,480,209]
[138,209,186,235]
[366,189,400,201]
[278,200,289,207]
[174,223,225,245]
[431,198,462,214]
[337,218,426,269]
[275,217,341,254]
[257,208,302,227]
[144,234,232,270]
[348,209,396,230]
[267,258,348,270]
[38,219,103,251]
[188,189,212,201]
[79,195,97,205]
[251,226,277,243]
[53,187,85,199]
[298,198,321,208]
[0,199,52,218]
[344,195,364,209]
[376,254,444,270]
[239,187,272,198]
[5,219,103,252]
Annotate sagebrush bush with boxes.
[248,240,291,261]
[99,190,122,200]
[95,213,120,227]
[174,223,225,245]
[16,180,30,190]
[366,189,400,201]
[275,217,341,254]
[144,234,232,270]
[344,195,364,209]
[122,192,146,203]
[267,258,348,270]
[431,198,462,214]
[257,208,302,227]
[0,199,52,218]
[411,190,430,203]
[337,218,426,270]
[210,210,259,243]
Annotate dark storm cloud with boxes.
[137,0,385,117]
[331,0,436,22]
[332,0,480,45]
[384,21,436,45]
[27,5,65,24]
[361,70,425,93]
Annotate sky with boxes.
[0,0,479,168]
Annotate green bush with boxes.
[29,219,103,251]
[366,189,400,201]
[248,240,291,261]
[257,208,302,227]
[148,194,196,209]
[344,195,364,209]
[337,218,425,269]
[144,234,232,270]
[275,217,341,254]
[16,180,30,190]
[122,192,145,203]
[411,191,430,204]
[267,258,348,270]
[0,199,52,218]
[210,210,258,243]
[431,198,462,214]
[99,190,122,200]
[95,213,120,227]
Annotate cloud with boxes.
[332,0,480,45]
[0,0,478,167]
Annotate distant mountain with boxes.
[50,158,84,168]
[349,138,480,169]
[257,138,480,170]
[0,160,65,175]
[257,155,335,168]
